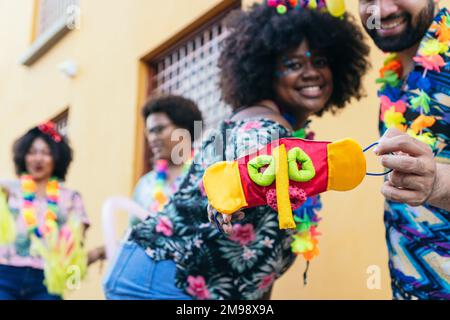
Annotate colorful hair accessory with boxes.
[266,0,346,18]
[377,11,450,149]
[38,121,62,143]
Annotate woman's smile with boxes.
[295,83,327,99]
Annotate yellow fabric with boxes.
[31,217,87,297]
[327,138,366,191]
[0,189,16,245]
[273,145,296,230]
[203,161,248,215]
[325,0,346,17]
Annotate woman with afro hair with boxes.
[0,122,90,300]
[104,1,370,300]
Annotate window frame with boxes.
[133,0,241,182]
[20,0,80,66]
[50,107,70,138]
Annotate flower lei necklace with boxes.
[275,116,321,282]
[288,125,321,283]
[151,155,193,213]
[20,174,88,296]
[377,11,450,149]
[20,122,62,238]
[21,174,59,238]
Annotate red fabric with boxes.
[266,186,307,211]
[237,138,329,209]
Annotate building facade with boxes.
[2,0,436,299]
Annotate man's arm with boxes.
[375,128,450,211]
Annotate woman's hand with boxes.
[87,246,107,266]
[207,203,245,235]
[0,187,9,199]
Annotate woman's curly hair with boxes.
[219,3,371,116]
[13,127,73,181]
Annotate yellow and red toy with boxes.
[203,137,366,230]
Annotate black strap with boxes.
[303,261,310,286]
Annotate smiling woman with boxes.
[13,123,72,181]
[103,2,372,301]
[0,122,90,300]
[219,2,371,121]
[273,41,334,124]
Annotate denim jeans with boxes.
[0,264,62,300]
[103,241,193,300]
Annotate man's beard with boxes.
[364,1,436,52]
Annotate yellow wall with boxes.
[1,0,447,300]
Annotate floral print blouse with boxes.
[130,118,311,300]
[0,180,89,270]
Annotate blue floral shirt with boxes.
[379,9,450,300]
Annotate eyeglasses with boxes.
[147,123,173,136]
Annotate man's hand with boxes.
[375,128,437,207]
[207,203,245,235]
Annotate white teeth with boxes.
[299,86,321,95]
[381,18,405,30]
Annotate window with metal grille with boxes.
[136,1,241,177]
[149,13,234,129]
[36,0,79,37]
